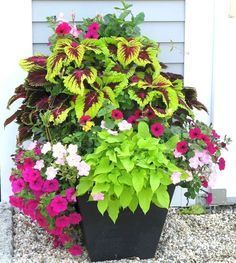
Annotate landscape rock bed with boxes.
[6,204,236,263]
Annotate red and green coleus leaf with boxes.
[102,72,128,95]
[18,125,32,144]
[64,43,85,67]
[27,69,49,87]
[134,47,158,67]
[102,86,119,107]
[74,90,104,119]
[46,52,69,83]
[64,67,97,95]
[7,85,26,109]
[4,111,21,127]
[178,96,194,117]
[128,89,158,108]
[81,38,109,56]
[54,38,73,52]
[19,56,47,72]
[117,38,142,67]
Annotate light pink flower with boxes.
[66,154,81,167]
[189,156,200,169]
[67,144,78,155]
[91,192,104,201]
[107,129,118,136]
[173,149,182,158]
[171,172,181,184]
[77,161,90,176]
[52,143,67,159]
[34,160,44,170]
[70,25,82,38]
[186,171,193,182]
[27,141,37,150]
[45,167,58,180]
[55,158,65,165]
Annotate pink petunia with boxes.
[206,143,217,155]
[202,181,208,188]
[69,212,82,224]
[205,192,213,205]
[50,195,68,213]
[9,196,24,209]
[65,187,76,202]
[79,115,91,125]
[212,129,220,139]
[199,134,211,144]
[150,123,164,137]
[68,244,83,256]
[88,22,100,31]
[55,22,72,35]
[144,107,156,120]
[60,233,72,245]
[173,149,182,158]
[50,227,63,236]
[127,115,138,124]
[70,25,82,38]
[46,204,58,217]
[111,109,123,120]
[34,160,44,170]
[84,30,99,39]
[55,215,70,228]
[176,141,188,154]
[12,178,25,193]
[23,158,35,169]
[34,147,42,155]
[29,176,44,191]
[189,127,202,139]
[35,211,48,228]
[218,157,225,171]
[171,172,181,184]
[91,192,104,201]
[43,179,59,193]
[134,109,142,118]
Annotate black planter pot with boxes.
[78,185,175,262]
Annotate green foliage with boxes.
[179,204,206,215]
[77,121,185,222]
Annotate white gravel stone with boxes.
[0,202,13,263]
[11,206,236,263]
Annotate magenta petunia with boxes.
[199,134,211,144]
[69,212,82,224]
[65,187,76,202]
[55,22,72,35]
[9,196,24,209]
[12,178,25,193]
[218,157,225,171]
[29,176,44,191]
[206,143,217,155]
[50,195,68,213]
[55,215,70,228]
[46,204,58,217]
[134,109,142,118]
[189,127,202,139]
[150,123,164,137]
[60,233,72,245]
[176,141,189,154]
[84,30,99,39]
[205,192,213,205]
[127,115,137,124]
[50,227,63,236]
[111,109,123,120]
[144,107,155,120]
[43,179,59,193]
[23,158,35,169]
[202,181,208,188]
[68,244,83,256]
[88,22,100,31]
[79,115,91,125]
[212,129,220,139]
[35,211,48,228]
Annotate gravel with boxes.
[2,204,236,263]
[0,202,13,263]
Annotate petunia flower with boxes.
[91,192,104,201]
[118,120,132,131]
[127,115,138,124]
[52,142,67,159]
[189,127,202,139]
[70,25,82,38]
[34,160,45,170]
[218,157,225,170]
[27,140,37,150]
[205,192,213,205]
[171,172,181,184]
[68,244,83,256]
[67,144,78,155]
[176,141,188,154]
[41,142,51,154]
[45,167,58,180]
[150,123,164,137]
[69,212,82,224]
[212,129,220,139]
[111,109,123,120]
[55,215,70,228]
[55,22,72,35]
[84,30,99,39]
[12,179,25,194]
[50,195,68,213]
[43,179,59,193]
[88,22,100,31]
[65,187,76,202]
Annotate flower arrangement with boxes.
[5,0,230,257]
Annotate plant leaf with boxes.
[138,188,153,214]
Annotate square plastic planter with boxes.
[78,185,175,262]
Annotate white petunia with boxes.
[52,142,67,159]
[66,154,82,167]
[67,144,78,155]
[34,160,44,171]
[118,120,132,131]
[45,166,58,180]
[41,142,52,154]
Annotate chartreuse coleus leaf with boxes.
[64,43,85,67]
[97,198,109,215]
[119,186,133,208]
[150,170,161,192]
[117,37,142,67]
[76,178,93,196]
[64,67,97,95]
[132,169,146,193]
[107,199,120,223]
[20,55,47,72]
